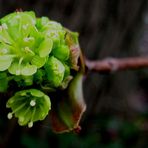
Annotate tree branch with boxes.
[85,57,148,73]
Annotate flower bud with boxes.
[44,56,65,87]
[52,45,70,61]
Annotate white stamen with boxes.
[2,23,8,29]
[2,48,8,54]
[24,46,30,52]
[24,37,29,42]
[16,15,20,19]
[32,20,36,25]
[16,70,20,75]
[28,121,33,128]
[24,37,34,42]
[22,24,29,30]
[30,100,36,107]
[24,47,34,55]
[7,113,13,119]
[19,57,23,65]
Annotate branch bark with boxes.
[86,57,148,73]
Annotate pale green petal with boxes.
[36,17,50,30]
[21,64,37,76]
[30,89,44,97]
[38,38,53,57]
[31,55,46,68]
[0,26,14,44]
[8,62,21,75]
[0,55,13,71]
[0,12,16,24]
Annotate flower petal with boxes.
[31,55,46,68]
[0,55,13,71]
[21,64,37,76]
[8,61,21,75]
[38,38,53,57]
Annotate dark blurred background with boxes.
[0,0,148,147]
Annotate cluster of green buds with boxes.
[0,11,86,132]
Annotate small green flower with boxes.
[0,11,53,76]
[0,11,79,89]
[6,89,51,127]
[0,11,86,130]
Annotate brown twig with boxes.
[85,57,148,73]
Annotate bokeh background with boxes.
[0,0,148,147]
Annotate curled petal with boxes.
[50,73,86,133]
[65,29,81,71]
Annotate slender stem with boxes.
[85,57,148,73]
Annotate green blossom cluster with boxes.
[0,11,81,127]
[7,89,51,127]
